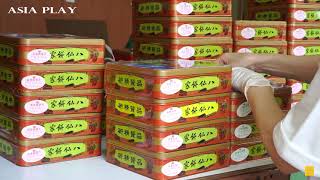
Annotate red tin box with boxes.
[234,41,287,55]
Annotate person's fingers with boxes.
[218,53,229,65]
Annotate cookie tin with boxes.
[105,60,231,100]
[0,133,101,166]
[0,34,105,65]
[234,41,287,55]
[288,23,320,41]
[231,119,260,143]
[288,41,320,56]
[234,21,287,41]
[133,17,232,38]
[132,0,232,17]
[0,88,103,116]
[106,140,230,180]
[286,79,309,95]
[106,92,230,127]
[288,4,320,23]
[246,5,288,21]
[133,38,233,60]
[106,114,230,153]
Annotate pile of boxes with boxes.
[0,34,105,166]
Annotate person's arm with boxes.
[219,53,320,83]
[246,86,297,174]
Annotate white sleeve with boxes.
[273,68,320,177]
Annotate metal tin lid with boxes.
[235,40,287,46]
[288,41,320,45]
[136,16,232,22]
[108,139,230,159]
[134,37,232,44]
[0,34,105,46]
[289,4,320,9]
[231,138,262,146]
[13,88,104,97]
[108,113,228,131]
[107,91,230,104]
[106,60,231,76]
[289,23,320,27]
[235,20,287,26]
[1,63,105,71]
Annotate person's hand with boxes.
[218,53,260,68]
[232,67,272,98]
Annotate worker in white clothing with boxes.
[218,53,320,178]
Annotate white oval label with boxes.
[177,59,195,68]
[231,148,249,162]
[294,10,307,21]
[241,27,256,39]
[178,46,195,59]
[24,100,48,114]
[161,161,184,177]
[178,24,195,37]
[160,107,182,123]
[291,83,303,94]
[293,28,306,40]
[238,48,253,53]
[176,2,194,15]
[161,135,184,150]
[21,75,46,90]
[27,49,51,64]
[236,102,252,118]
[22,148,45,163]
[235,124,253,139]
[160,79,183,95]
[21,125,46,139]
[293,46,306,56]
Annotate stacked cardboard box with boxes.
[0,34,104,166]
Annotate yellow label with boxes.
[0,67,14,83]
[48,48,90,62]
[193,61,218,67]
[181,76,220,92]
[250,47,279,54]
[115,100,145,117]
[115,74,145,91]
[44,72,89,87]
[251,124,259,134]
[255,27,279,38]
[138,2,162,14]
[44,120,88,135]
[194,45,223,58]
[139,44,164,56]
[0,44,14,58]
[305,46,320,55]
[0,90,14,107]
[181,102,219,118]
[115,149,147,169]
[139,23,163,34]
[180,154,217,172]
[303,83,310,91]
[44,143,86,159]
[305,166,315,177]
[115,125,146,143]
[306,29,320,39]
[256,0,279,3]
[191,1,223,13]
[248,144,267,157]
[306,11,320,21]
[46,97,89,111]
[179,128,218,144]
[0,114,13,131]
[193,23,223,35]
[0,138,13,155]
[256,11,281,21]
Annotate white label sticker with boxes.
[160,79,183,95]
[238,48,253,54]
[236,102,252,118]
[24,100,48,114]
[160,107,182,123]
[161,135,184,150]
[235,124,253,139]
[293,46,307,56]
[27,49,51,64]
[161,161,184,177]
[291,83,303,94]
[241,27,256,39]
[293,28,306,40]
[177,59,195,68]
[21,75,46,90]
[21,125,46,139]
[178,46,195,59]
[178,24,195,37]
[22,148,45,163]
[294,10,307,21]
[231,148,249,162]
[176,2,194,15]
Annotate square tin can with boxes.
[105,60,231,100]
[286,79,309,95]
[247,5,288,21]
[0,34,105,65]
[234,41,288,55]
[288,4,320,23]
[231,118,260,143]
[288,41,320,56]
[288,23,320,41]
[106,140,230,180]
